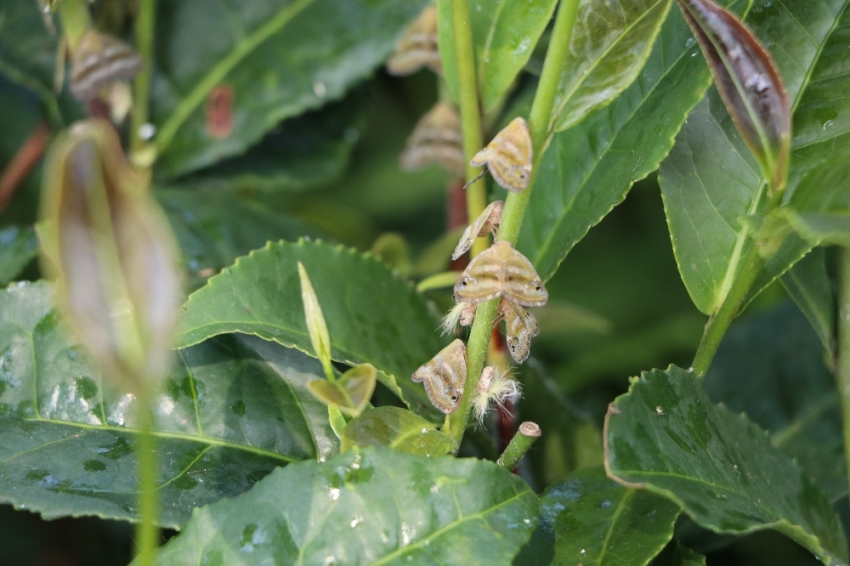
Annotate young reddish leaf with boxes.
[676,0,790,194]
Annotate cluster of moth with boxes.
[386,6,548,423]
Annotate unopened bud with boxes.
[298,262,334,381]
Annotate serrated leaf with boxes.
[552,0,673,132]
[605,366,849,565]
[0,225,38,285]
[515,466,680,566]
[704,300,844,501]
[139,447,538,566]
[780,249,835,356]
[437,0,558,113]
[676,0,790,191]
[516,1,745,282]
[151,0,427,178]
[0,281,336,529]
[341,406,457,456]
[176,240,447,420]
[660,0,849,315]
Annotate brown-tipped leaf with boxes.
[676,0,790,193]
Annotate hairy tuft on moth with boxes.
[473,366,521,427]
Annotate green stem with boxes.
[450,0,487,258]
[691,244,763,377]
[443,0,581,445]
[135,396,159,566]
[56,0,91,50]
[497,422,541,470]
[838,248,850,500]
[130,0,156,159]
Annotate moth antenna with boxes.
[462,168,488,190]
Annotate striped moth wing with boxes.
[454,241,547,307]
[452,200,504,260]
[500,299,540,364]
[386,6,441,76]
[400,102,465,176]
[411,338,467,414]
[70,30,142,101]
[469,117,532,193]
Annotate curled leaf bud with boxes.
[41,120,181,393]
[298,262,335,381]
[308,364,377,417]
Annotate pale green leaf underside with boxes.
[0,282,336,529]
[140,448,538,566]
[606,366,848,566]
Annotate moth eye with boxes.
[461,280,467,287]
[451,394,459,401]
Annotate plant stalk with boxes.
[56,0,90,50]
[131,0,157,159]
[443,0,581,444]
[837,247,850,500]
[691,243,763,377]
[497,422,541,470]
[450,0,487,258]
[135,396,159,566]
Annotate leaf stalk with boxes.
[135,396,159,566]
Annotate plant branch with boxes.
[135,396,159,566]
[56,0,90,50]
[443,0,581,444]
[450,0,487,258]
[130,0,156,160]
[837,247,850,500]
[497,422,541,470]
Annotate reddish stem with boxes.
[0,122,51,213]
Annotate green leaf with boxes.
[605,366,849,565]
[158,189,325,290]
[552,0,673,132]
[0,225,38,285]
[176,240,447,419]
[514,466,680,566]
[704,300,844,501]
[151,0,428,178]
[780,249,835,356]
[140,447,539,565]
[660,0,849,314]
[341,406,457,456]
[516,1,747,282]
[0,281,336,529]
[437,0,558,113]
[649,543,707,566]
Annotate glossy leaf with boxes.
[0,225,38,285]
[704,301,844,500]
[0,281,336,529]
[676,0,790,191]
[660,0,849,314]
[151,0,427,178]
[157,189,325,291]
[517,1,745,282]
[437,0,558,112]
[605,366,849,565]
[780,249,835,356]
[515,466,679,566]
[176,240,447,419]
[140,447,538,565]
[341,406,457,456]
[552,0,673,132]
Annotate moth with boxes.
[452,200,504,260]
[411,338,467,414]
[454,241,548,307]
[400,102,465,177]
[469,117,532,193]
[386,6,441,76]
[499,298,540,364]
[70,30,142,101]
[206,84,235,139]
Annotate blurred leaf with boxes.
[341,406,457,456]
[176,240,447,420]
[414,227,464,277]
[516,1,747,282]
[158,189,325,290]
[308,364,377,417]
[151,0,428,178]
[175,93,366,191]
[660,0,849,314]
[514,466,680,566]
[606,366,848,565]
[705,300,844,500]
[141,447,538,566]
[437,0,558,113]
[535,300,611,335]
[780,249,835,356]
[650,543,707,566]
[0,281,336,529]
[0,225,38,284]
[676,0,790,191]
[552,0,673,132]
[370,232,412,276]
[518,360,603,488]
